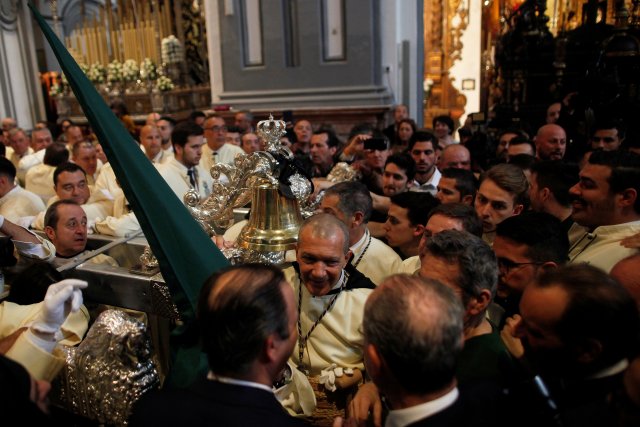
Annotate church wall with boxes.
[206,0,421,110]
[0,0,45,129]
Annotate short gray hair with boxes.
[300,213,350,254]
[364,274,464,394]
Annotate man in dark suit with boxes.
[355,274,475,427]
[129,264,307,426]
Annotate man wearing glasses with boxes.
[493,211,568,322]
[200,115,245,173]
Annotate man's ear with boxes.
[512,204,524,216]
[540,187,551,203]
[262,333,281,364]
[44,226,56,242]
[618,188,637,210]
[364,343,383,381]
[467,289,492,316]
[413,223,425,238]
[344,250,353,265]
[461,194,474,206]
[352,211,365,228]
[539,261,558,272]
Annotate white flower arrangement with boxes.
[156,74,175,92]
[107,60,123,83]
[78,62,89,75]
[122,59,139,82]
[140,58,158,80]
[87,62,106,84]
[161,35,183,64]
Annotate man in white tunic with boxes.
[567,150,640,272]
[0,157,45,222]
[319,181,401,285]
[200,115,244,171]
[282,214,375,424]
[158,121,212,201]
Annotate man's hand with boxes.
[342,134,371,158]
[621,232,640,249]
[501,315,525,359]
[31,279,88,336]
[348,382,383,427]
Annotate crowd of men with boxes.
[1,101,640,426]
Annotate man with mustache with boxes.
[567,150,640,273]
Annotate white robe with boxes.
[568,221,640,273]
[283,266,372,376]
[157,157,213,202]
[0,186,45,222]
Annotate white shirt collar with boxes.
[385,387,459,427]
[207,371,274,393]
[350,229,370,258]
[587,358,629,380]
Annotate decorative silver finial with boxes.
[256,114,287,153]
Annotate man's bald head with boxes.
[440,144,471,170]
[299,213,350,254]
[535,124,567,161]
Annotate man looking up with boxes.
[158,121,212,200]
[408,131,440,195]
[534,124,567,161]
[130,264,306,426]
[320,181,402,284]
[567,150,640,272]
[475,164,528,244]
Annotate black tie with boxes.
[187,168,197,190]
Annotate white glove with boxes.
[31,279,88,336]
